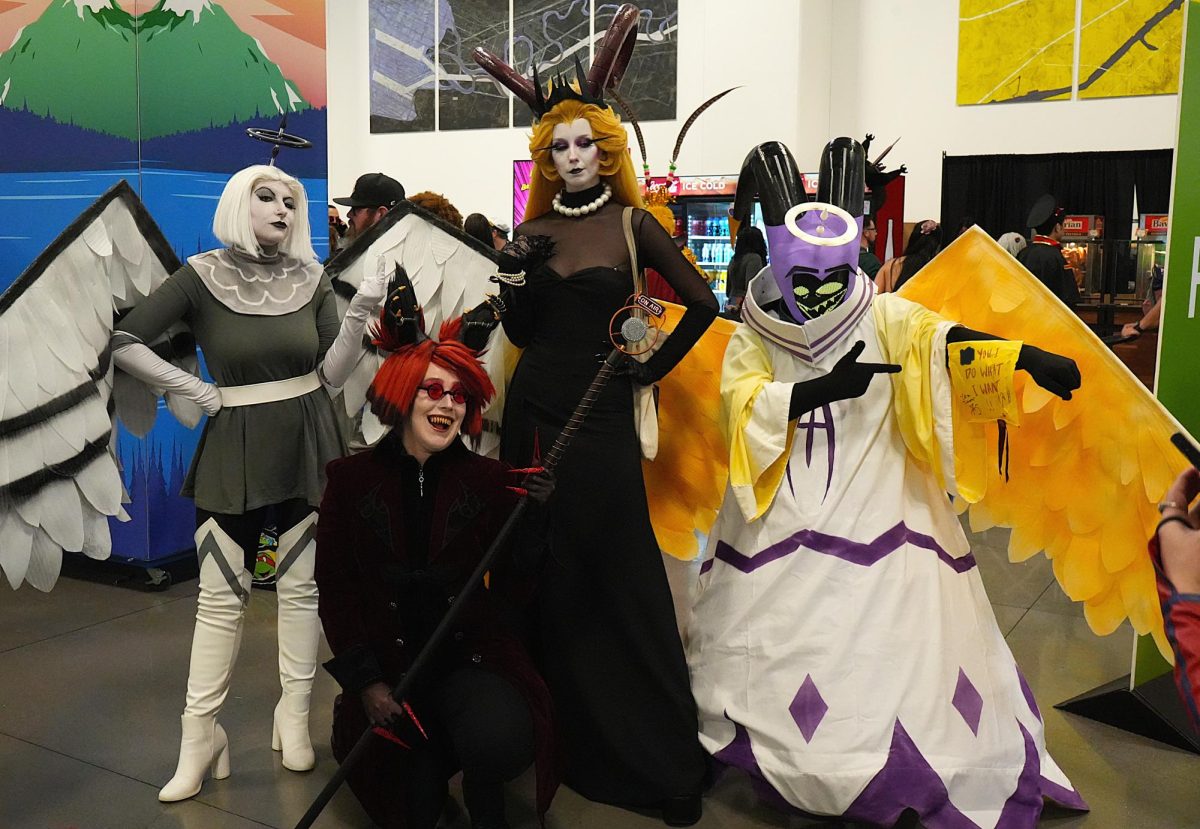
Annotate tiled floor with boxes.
[1,521,1198,828]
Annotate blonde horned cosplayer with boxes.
[473,6,719,825]
[111,164,387,801]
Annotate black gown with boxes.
[499,193,716,807]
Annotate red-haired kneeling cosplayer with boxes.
[315,293,558,829]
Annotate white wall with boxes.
[326,1,825,225]
[827,0,1179,221]
[327,1,1180,226]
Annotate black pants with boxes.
[341,667,534,829]
[196,498,312,571]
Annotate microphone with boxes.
[620,316,648,344]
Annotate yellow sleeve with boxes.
[722,327,799,522]
[872,293,965,494]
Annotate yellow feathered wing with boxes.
[898,227,1192,659]
[642,304,737,559]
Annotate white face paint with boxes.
[550,118,604,192]
[401,362,468,465]
[250,180,296,250]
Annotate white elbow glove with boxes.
[320,257,389,390]
[113,342,223,415]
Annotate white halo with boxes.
[783,202,858,247]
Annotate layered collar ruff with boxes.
[190,247,323,316]
[742,265,875,365]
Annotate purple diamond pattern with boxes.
[789,674,828,743]
[952,668,983,736]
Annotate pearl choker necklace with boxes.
[553,183,612,217]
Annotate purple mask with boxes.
[764,203,862,323]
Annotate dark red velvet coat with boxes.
[315,435,558,827]
[1151,535,1200,734]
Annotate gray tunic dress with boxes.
[116,249,346,514]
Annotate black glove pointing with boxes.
[789,340,900,420]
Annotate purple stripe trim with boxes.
[743,279,873,364]
[824,404,835,498]
[1039,775,1089,811]
[808,284,873,361]
[744,311,818,362]
[711,713,765,780]
[844,721,978,829]
[699,558,714,575]
[712,521,977,575]
[1017,666,1042,723]
[994,722,1041,828]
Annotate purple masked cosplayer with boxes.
[685,139,1090,828]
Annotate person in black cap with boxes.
[1017,194,1079,309]
[332,172,406,249]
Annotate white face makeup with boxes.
[402,362,467,465]
[550,118,604,192]
[250,180,296,249]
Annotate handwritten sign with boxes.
[948,340,1022,424]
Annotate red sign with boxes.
[1141,213,1169,234]
[1062,215,1104,237]
[646,173,820,199]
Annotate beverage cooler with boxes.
[660,173,817,307]
[1060,214,1105,300]
[1134,213,1168,300]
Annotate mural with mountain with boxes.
[0,0,325,175]
[0,0,328,567]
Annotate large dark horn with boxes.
[588,3,640,95]
[817,137,865,218]
[733,141,806,228]
[473,46,539,112]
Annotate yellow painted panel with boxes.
[958,0,1076,104]
[1078,0,1183,99]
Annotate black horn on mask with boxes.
[817,137,866,219]
[732,141,807,229]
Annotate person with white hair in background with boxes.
[998,230,1028,258]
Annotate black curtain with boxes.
[940,149,1173,241]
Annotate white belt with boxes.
[219,372,322,408]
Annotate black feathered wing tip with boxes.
[375,265,428,352]
[817,137,865,218]
[732,141,807,228]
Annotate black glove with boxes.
[461,296,505,351]
[617,354,662,386]
[524,469,556,504]
[789,340,900,419]
[507,465,555,504]
[1016,344,1081,400]
[496,234,555,278]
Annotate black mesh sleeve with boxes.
[633,210,718,383]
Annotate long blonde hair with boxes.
[526,99,643,220]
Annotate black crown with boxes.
[532,55,609,118]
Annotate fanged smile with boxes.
[428,414,453,431]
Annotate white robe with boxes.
[686,273,1085,828]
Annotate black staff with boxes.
[293,317,650,828]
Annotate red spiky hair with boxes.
[366,316,495,435]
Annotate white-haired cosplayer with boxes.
[111,165,387,802]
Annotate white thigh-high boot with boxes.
[272,512,320,771]
[160,519,252,802]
